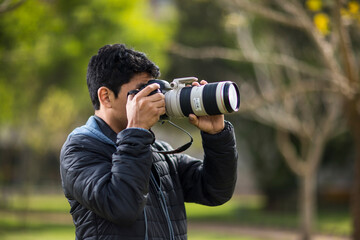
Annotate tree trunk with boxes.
[347,99,360,240]
[353,143,360,240]
[299,170,316,240]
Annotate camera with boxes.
[128,77,240,119]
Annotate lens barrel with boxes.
[165,81,240,118]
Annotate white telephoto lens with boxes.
[228,84,239,112]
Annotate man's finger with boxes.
[146,91,165,102]
[135,83,160,98]
[191,82,200,87]
[188,114,199,126]
[127,93,135,101]
[199,80,208,85]
[192,80,207,87]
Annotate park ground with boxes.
[0,193,352,240]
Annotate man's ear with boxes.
[97,87,114,108]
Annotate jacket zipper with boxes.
[150,168,175,240]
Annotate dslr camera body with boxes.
[128,77,240,120]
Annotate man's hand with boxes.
[188,80,225,134]
[126,84,165,130]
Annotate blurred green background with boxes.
[0,0,358,239]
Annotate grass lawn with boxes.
[185,195,351,236]
[1,226,74,240]
[0,193,352,240]
[187,231,265,240]
[1,227,263,240]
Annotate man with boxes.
[60,44,238,240]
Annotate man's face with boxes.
[112,72,152,132]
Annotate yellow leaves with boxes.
[306,0,322,12]
[305,0,329,36]
[341,1,360,23]
[348,1,360,14]
[313,13,330,35]
[306,0,360,35]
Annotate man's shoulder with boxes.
[61,132,113,159]
[65,132,104,147]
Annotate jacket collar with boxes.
[69,116,116,147]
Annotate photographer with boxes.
[60,44,238,240]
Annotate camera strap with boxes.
[153,121,193,155]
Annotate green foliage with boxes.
[0,81,15,123]
[0,0,175,151]
[38,88,76,134]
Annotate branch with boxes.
[0,0,26,14]
[252,107,307,137]
[278,41,316,131]
[170,43,243,61]
[274,0,306,20]
[239,81,339,138]
[220,0,356,98]
[170,43,353,95]
[307,96,343,173]
[334,0,359,88]
[170,43,326,78]
[275,0,357,98]
[276,130,305,176]
[223,0,304,29]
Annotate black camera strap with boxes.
[153,121,193,155]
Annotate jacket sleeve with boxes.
[60,128,153,226]
[177,121,238,206]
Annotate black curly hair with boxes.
[87,44,160,110]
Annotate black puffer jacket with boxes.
[60,116,238,240]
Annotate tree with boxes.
[167,0,302,210]
[0,0,174,198]
[169,0,358,239]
